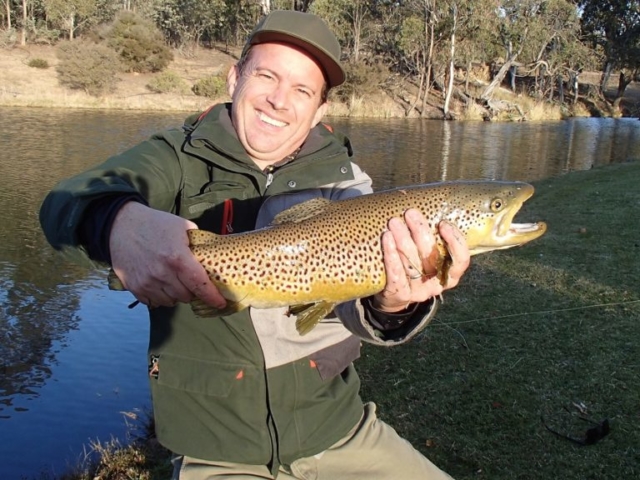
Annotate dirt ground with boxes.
[0,44,237,111]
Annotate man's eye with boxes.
[258,72,274,80]
[297,89,312,97]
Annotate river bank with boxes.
[2,45,638,119]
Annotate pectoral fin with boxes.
[290,301,337,336]
[435,240,452,286]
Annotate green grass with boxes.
[54,161,640,479]
[358,161,640,479]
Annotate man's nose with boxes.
[266,84,289,110]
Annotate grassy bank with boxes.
[53,161,640,479]
[360,161,640,479]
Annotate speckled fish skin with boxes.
[188,181,547,315]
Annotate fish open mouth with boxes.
[492,188,547,250]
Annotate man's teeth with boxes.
[259,112,287,127]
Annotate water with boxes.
[0,106,638,479]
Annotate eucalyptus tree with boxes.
[580,0,640,105]
[43,0,99,40]
[435,0,498,115]
[391,0,440,116]
[310,0,371,62]
[516,0,589,100]
[2,0,12,29]
[154,0,226,48]
[478,0,585,101]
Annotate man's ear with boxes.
[227,64,239,98]
[311,101,329,127]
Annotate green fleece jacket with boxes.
[39,103,438,472]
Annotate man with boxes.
[40,10,469,480]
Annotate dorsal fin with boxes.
[187,229,219,246]
[271,198,332,225]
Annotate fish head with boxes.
[441,181,547,255]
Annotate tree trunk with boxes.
[481,56,517,100]
[5,0,10,29]
[600,61,612,94]
[20,0,27,45]
[557,75,564,103]
[616,70,632,99]
[69,13,75,40]
[422,15,435,116]
[352,6,362,62]
[481,40,521,101]
[443,5,457,118]
[509,66,516,92]
[464,60,470,95]
[407,51,424,117]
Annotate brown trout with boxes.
[110,181,546,334]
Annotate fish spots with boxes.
[189,181,532,308]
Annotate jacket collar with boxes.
[185,103,341,169]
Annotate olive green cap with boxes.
[242,10,345,88]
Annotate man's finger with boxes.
[178,263,227,309]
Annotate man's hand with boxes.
[109,202,226,309]
[372,209,470,313]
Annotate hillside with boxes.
[1,44,638,119]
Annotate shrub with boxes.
[56,41,122,96]
[146,71,188,94]
[331,60,390,104]
[28,58,49,69]
[106,11,173,73]
[192,74,227,99]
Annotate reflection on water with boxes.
[332,117,640,188]
[0,106,638,478]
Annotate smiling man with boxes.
[39,10,469,480]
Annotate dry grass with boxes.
[327,93,401,118]
[0,45,227,111]
[38,411,173,480]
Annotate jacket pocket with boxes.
[149,352,272,463]
[154,352,256,397]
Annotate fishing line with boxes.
[433,299,640,326]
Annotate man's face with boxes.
[227,42,328,167]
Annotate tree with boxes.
[580,0,640,107]
[310,0,372,62]
[155,0,226,48]
[395,0,440,117]
[43,0,99,40]
[3,0,12,29]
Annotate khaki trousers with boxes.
[172,402,453,480]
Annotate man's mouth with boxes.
[258,111,288,128]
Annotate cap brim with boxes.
[250,31,345,89]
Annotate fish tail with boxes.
[107,269,126,291]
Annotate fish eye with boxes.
[490,198,504,212]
